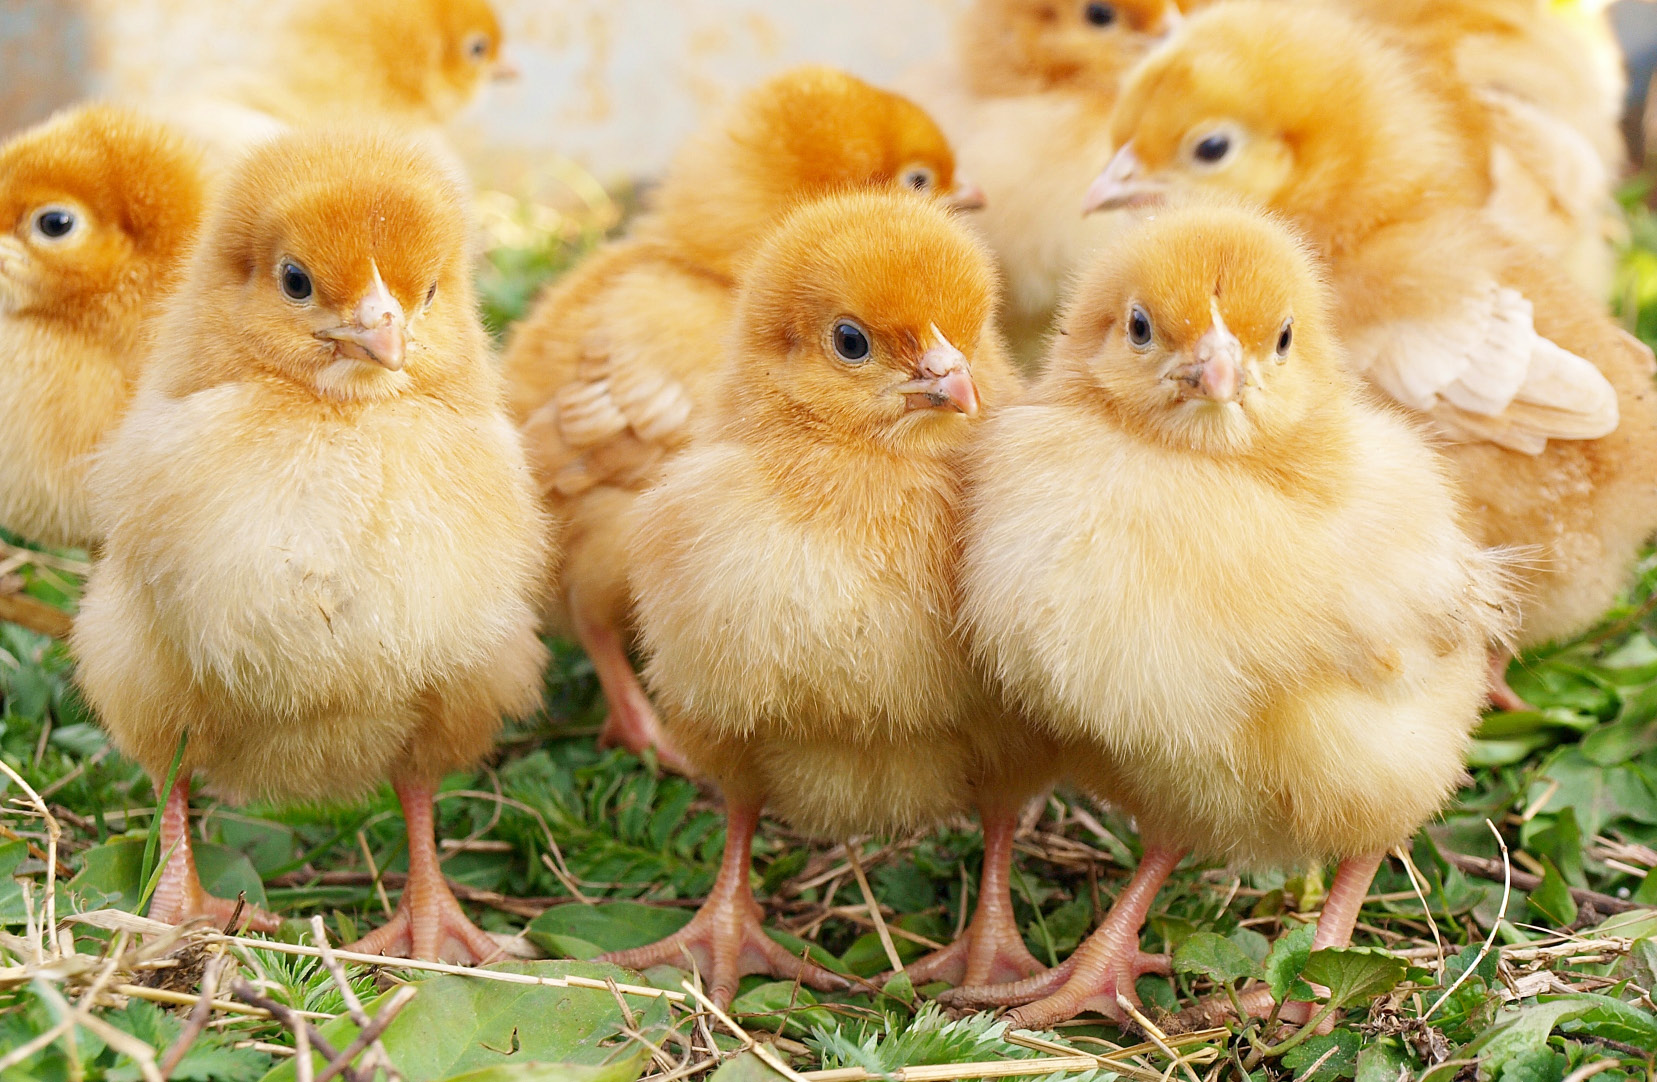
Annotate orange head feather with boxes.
[0,104,206,345]
[172,128,482,405]
[1092,2,1487,251]
[961,0,1183,96]
[724,189,1003,457]
[1052,200,1346,458]
[644,66,979,281]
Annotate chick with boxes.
[1091,1,1657,708]
[503,66,980,768]
[73,129,549,960]
[949,202,1514,1028]
[901,0,1181,362]
[600,189,1051,1005]
[0,104,206,552]
[156,0,511,166]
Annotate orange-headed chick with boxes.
[1331,0,1623,297]
[0,104,206,552]
[1092,1,1657,709]
[902,0,1183,362]
[72,129,550,961]
[160,0,511,165]
[598,189,1047,1006]
[949,202,1515,1028]
[502,66,980,770]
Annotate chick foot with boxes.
[346,778,503,964]
[577,613,692,774]
[148,777,281,933]
[599,801,850,1007]
[1487,650,1533,712]
[906,811,1046,987]
[982,845,1187,1029]
[1171,852,1387,1035]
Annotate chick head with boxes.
[1054,200,1339,456]
[963,0,1184,96]
[429,0,513,105]
[305,0,511,122]
[200,129,475,403]
[733,65,981,211]
[0,104,204,331]
[1090,2,1460,241]
[729,189,1001,455]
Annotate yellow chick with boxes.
[950,201,1515,1028]
[73,129,550,962]
[0,104,206,552]
[1092,1,1657,709]
[601,189,1051,1005]
[503,66,980,769]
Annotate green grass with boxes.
[1,183,1656,1082]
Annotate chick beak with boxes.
[316,265,407,372]
[1170,318,1244,403]
[492,52,521,82]
[946,178,988,212]
[895,332,980,418]
[1084,143,1163,214]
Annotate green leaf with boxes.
[1552,992,1657,1048]
[1464,998,1606,1080]
[1280,1030,1360,1081]
[524,902,692,959]
[260,961,665,1082]
[1526,748,1657,837]
[440,1061,655,1082]
[1526,857,1578,928]
[707,1052,788,1082]
[730,982,833,1037]
[1300,948,1407,1010]
[1523,808,1585,887]
[1173,931,1264,985]
[68,836,267,915]
[1264,922,1317,1003]
[1353,1042,1415,1082]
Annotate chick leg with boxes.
[575,609,691,775]
[1487,649,1533,712]
[905,808,1047,987]
[147,776,281,933]
[598,800,851,1008]
[939,846,1185,1024]
[345,777,502,964]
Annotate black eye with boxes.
[1126,305,1153,347]
[33,208,76,240]
[1084,2,1117,26]
[468,33,490,60]
[901,167,935,192]
[1276,318,1294,355]
[1194,133,1232,164]
[279,261,313,302]
[425,282,439,308]
[832,321,872,364]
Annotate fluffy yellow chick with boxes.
[600,189,1055,1005]
[73,129,550,961]
[503,66,980,768]
[0,104,206,552]
[949,202,1515,1028]
[1092,1,1657,709]
[901,0,1182,362]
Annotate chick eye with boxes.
[1084,1,1117,26]
[279,261,314,302]
[1126,304,1153,348]
[899,165,936,192]
[1276,317,1294,357]
[1193,133,1232,164]
[31,207,77,242]
[832,320,872,364]
[466,32,491,60]
[425,281,439,308]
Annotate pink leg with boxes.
[147,776,281,933]
[575,611,691,775]
[940,845,1186,1026]
[1487,650,1532,712]
[905,809,1047,987]
[599,800,850,1008]
[346,777,502,964]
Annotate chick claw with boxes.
[147,876,282,936]
[598,895,850,1009]
[936,950,1171,1013]
[345,878,503,965]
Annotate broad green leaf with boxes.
[1552,992,1657,1048]
[67,836,268,915]
[1280,1030,1360,1081]
[1494,1049,1567,1082]
[1300,948,1407,1009]
[1582,715,1657,766]
[1353,1041,1415,1082]
[439,1056,655,1082]
[1526,857,1578,928]
[730,982,833,1037]
[1526,748,1657,837]
[1463,998,1603,1079]
[524,902,692,958]
[1264,922,1317,1003]
[707,1052,788,1082]
[1229,927,1271,967]
[260,961,667,1082]
[1173,931,1263,985]
[1522,808,1585,887]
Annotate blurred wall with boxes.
[0,0,965,191]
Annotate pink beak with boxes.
[947,178,988,211]
[896,336,980,417]
[1170,321,1243,402]
[316,264,407,372]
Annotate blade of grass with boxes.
[137,731,188,912]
